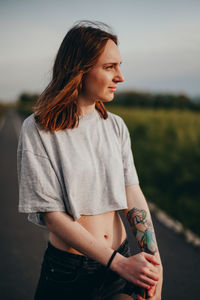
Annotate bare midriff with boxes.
[49,210,127,255]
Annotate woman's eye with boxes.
[106,65,113,69]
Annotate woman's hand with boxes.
[113,252,160,290]
[137,263,163,300]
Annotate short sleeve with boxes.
[17,148,66,229]
[120,119,139,186]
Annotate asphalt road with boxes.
[0,109,200,300]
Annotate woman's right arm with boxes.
[42,211,160,290]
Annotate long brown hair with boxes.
[33,20,118,131]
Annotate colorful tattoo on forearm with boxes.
[127,207,157,254]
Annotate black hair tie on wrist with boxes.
[106,250,118,269]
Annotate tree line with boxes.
[114,91,200,110]
[16,90,200,111]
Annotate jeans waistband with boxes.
[45,237,129,267]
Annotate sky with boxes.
[0,0,200,102]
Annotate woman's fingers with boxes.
[149,263,160,275]
[148,285,156,298]
[139,274,158,287]
[141,266,159,282]
[147,259,159,271]
[120,253,160,290]
[148,271,160,282]
[146,266,160,281]
[143,253,160,265]
[134,279,152,290]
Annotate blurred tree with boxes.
[17,92,39,118]
[18,92,38,104]
[113,91,200,110]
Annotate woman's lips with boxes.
[108,87,116,92]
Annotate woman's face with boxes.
[80,39,124,103]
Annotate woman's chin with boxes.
[101,96,114,103]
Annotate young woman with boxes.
[17,20,163,300]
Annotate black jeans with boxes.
[34,238,138,300]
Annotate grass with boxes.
[105,105,200,237]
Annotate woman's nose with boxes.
[115,68,124,82]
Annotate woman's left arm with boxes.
[123,183,163,299]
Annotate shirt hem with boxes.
[125,181,139,186]
[18,206,66,213]
[75,205,128,221]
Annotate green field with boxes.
[106,105,200,237]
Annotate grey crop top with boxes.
[17,108,139,229]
